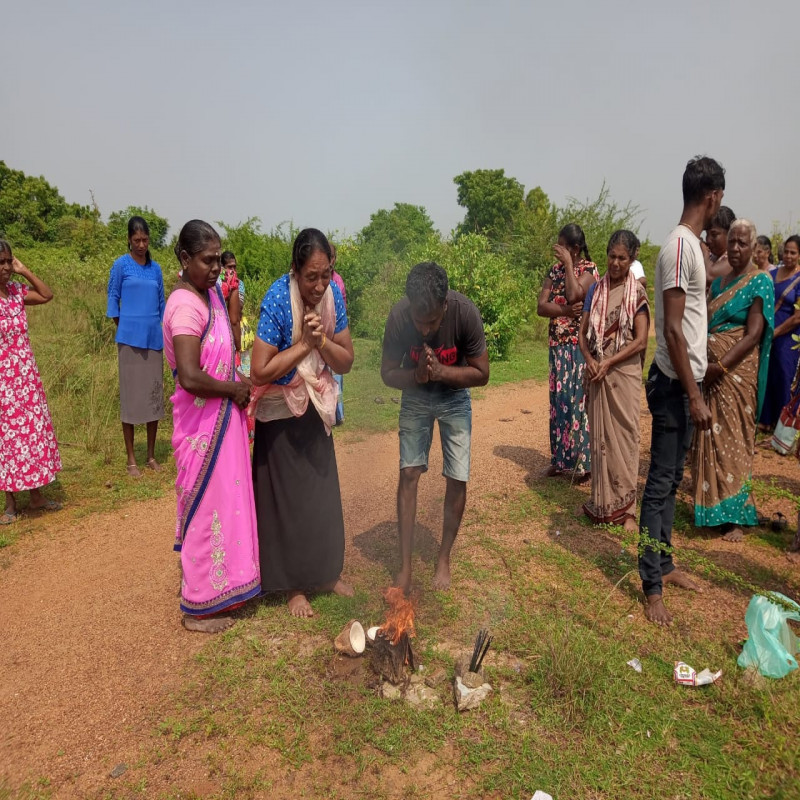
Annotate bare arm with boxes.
[13,258,53,306]
[538,278,582,320]
[705,298,765,386]
[578,311,596,375]
[381,352,430,390]
[173,335,250,408]
[318,326,355,375]
[426,347,489,388]
[663,287,711,429]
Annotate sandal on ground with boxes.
[0,511,19,525]
[757,514,771,527]
[146,458,162,472]
[126,464,142,478]
[29,500,62,513]
[771,512,788,532]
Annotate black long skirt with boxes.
[253,405,345,592]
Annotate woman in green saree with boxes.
[692,219,774,541]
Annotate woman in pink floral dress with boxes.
[0,240,62,524]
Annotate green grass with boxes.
[65,482,800,800]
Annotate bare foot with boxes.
[663,569,702,592]
[623,518,638,534]
[644,595,673,626]
[394,568,411,595]
[126,464,142,478]
[182,615,234,633]
[721,525,745,543]
[542,465,560,478]
[432,558,451,591]
[287,591,314,617]
[146,458,162,472]
[329,579,354,597]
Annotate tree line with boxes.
[1,162,645,359]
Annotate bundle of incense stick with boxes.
[469,629,492,673]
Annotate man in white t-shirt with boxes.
[639,156,725,627]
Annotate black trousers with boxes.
[638,363,696,596]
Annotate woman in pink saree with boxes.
[163,220,260,633]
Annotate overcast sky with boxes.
[2,0,798,244]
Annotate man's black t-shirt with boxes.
[382,290,487,394]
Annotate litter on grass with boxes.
[627,657,642,673]
[673,661,722,686]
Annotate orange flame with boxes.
[378,587,416,645]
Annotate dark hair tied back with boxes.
[559,223,591,261]
[0,238,12,258]
[607,230,639,259]
[291,228,332,272]
[127,216,152,265]
[174,220,220,266]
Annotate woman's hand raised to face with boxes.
[553,243,573,270]
[11,257,30,279]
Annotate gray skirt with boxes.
[117,344,165,424]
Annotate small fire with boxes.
[378,587,416,645]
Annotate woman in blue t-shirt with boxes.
[106,216,166,477]
[250,228,355,617]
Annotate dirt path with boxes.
[2,378,799,797]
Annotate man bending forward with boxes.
[381,262,489,593]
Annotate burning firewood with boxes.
[371,587,417,685]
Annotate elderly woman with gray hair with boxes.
[692,219,775,541]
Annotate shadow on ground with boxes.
[353,519,439,572]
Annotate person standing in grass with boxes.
[639,155,725,627]
[578,230,650,533]
[163,220,260,632]
[0,240,62,524]
[250,228,354,618]
[381,261,489,593]
[107,216,166,477]
[537,223,598,480]
[691,219,774,543]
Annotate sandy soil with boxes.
[2,378,799,797]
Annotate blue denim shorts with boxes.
[398,388,472,482]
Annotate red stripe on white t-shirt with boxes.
[674,238,683,286]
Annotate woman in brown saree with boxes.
[692,219,774,541]
[579,230,650,532]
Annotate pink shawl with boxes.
[249,273,338,434]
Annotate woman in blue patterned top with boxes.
[250,228,354,617]
[106,216,166,477]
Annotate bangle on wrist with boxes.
[718,359,728,374]
[318,333,327,351]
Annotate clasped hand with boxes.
[415,344,442,384]
[585,357,609,383]
[301,309,325,350]
[230,375,252,410]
